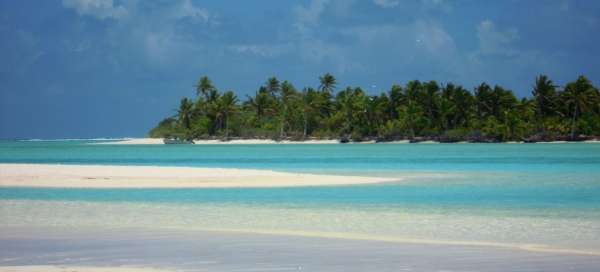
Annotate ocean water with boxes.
[1,140,600,254]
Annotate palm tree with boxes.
[246,87,270,121]
[205,91,221,136]
[561,76,598,139]
[501,109,525,141]
[388,84,404,120]
[301,87,319,138]
[196,76,215,101]
[405,80,422,103]
[336,87,355,136]
[151,73,600,142]
[492,85,518,121]
[366,95,390,136]
[266,77,281,97]
[422,80,441,131]
[532,75,557,133]
[319,73,337,94]
[474,82,493,122]
[398,100,423,139]
[449,85,474,128]
[279,81,297,138]
[219,91,238,139]
[438,95,455,130]
[177,98,194,139]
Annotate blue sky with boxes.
[1,0,599,139]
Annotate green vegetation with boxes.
[150,74,600,142]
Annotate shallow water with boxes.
[1,141,600,254]
[3,227,600,272]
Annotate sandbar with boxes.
[0,164,396,188]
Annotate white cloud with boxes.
[422,0,444,6]
[374,0,451,11]
[414,20,456,55]
[171,0,213,24]
[228,44,292,58]
[477,19,519,56]
[293,0,330,33]
[373,0,399,8]
[62,0,127,20]
[88,0,218,66]
[342,20,456,57]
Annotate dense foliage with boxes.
[150,74,600,142]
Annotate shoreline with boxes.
[2,227,599,272]
[94,138,341,145]
[205,228,600,256]
[0,163,396,188]
[0,266,175,272]
[3,225,599,257]
[90,138,600,145]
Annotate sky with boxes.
[1,0,599,139]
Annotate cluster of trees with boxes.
[150,74,600,142]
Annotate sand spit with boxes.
[0,164,396,188]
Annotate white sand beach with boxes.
[0,164,395,188]
[95,138,340,145]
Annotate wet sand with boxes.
[1,227,599,272]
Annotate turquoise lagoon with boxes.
[1,140,600,254]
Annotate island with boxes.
[150,74,600,143]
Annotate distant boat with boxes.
[163,138,194,144]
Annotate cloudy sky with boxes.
[1,0,599,138]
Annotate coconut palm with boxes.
[388,84,404,119]
[278,81,297,138]
[150,73,600,142]
[246,87,271,120]
[301,87,320,138]
[561,76,598,139]
[421,80,441,131]
[218,91,238,139]
[319,73,337,94]
[196,76,215,101]
[266,77,281,97]
[532,75,557,132]
[366,94,390,136]
[398,100,424,139]
[405,80,422,103]
[177,98,194,139]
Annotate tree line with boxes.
[149,74,600,142]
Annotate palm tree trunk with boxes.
[303,110,308,139]
[570,106,578,140]
[279,105,285,139]
[225,113,229,140]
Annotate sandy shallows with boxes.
[0,164,396,188]
[0,266,176,272]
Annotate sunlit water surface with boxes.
[1,140,600,253]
